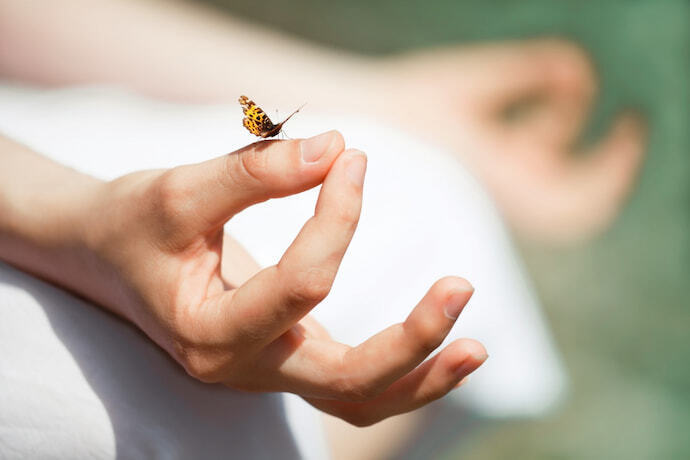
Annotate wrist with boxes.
[0,139,107,298]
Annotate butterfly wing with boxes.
[239,95,277,137]
[243,117,263,136]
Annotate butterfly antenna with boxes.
[276,102,307,129]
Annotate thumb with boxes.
[168,130,344,230]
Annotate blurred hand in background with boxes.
[375,41,647,242]
[0,0,647,244]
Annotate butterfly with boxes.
[238,95,304,138]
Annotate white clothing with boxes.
[0,85,565,459]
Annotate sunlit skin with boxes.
[0,0,647,457]
[0,132,487,427]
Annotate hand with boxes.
[375,39,647,242]
[65,131,487,426]
[0,1,645,243]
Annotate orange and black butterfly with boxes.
[238,95,304,138]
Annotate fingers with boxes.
[562,111,647,237]
[338,277,474,396]
[499,111,647,242]
[206,149,367,350]
[155,130,344,232]
[471,39,596,149]
[253,277,474,400]
[306,339,488,427]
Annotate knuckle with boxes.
[407,317,444,355]
[169,305,240,384]
[539,40,594,87]
[174,343,226,384]
[416,380,450,406]
[225,144,268,187]
[334,375,381,403]
[334,202,360,230]
[286,268,334,304]
[560,51,594,85]
[413,389,440,408]
[549,40,590,65]
[153,168,195,224]
[346,386,380,403]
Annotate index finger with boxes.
[213,148,367,350]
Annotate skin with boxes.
[0,0,647,456]
[0,0,647,243]
[0,131,487,427]
[379,42,647,242]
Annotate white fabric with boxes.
[0,85,566,459]
[0,261,307,459]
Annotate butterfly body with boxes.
[238,95,303,138]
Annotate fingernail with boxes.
[301,131,334,163]
[346,150,367,186]
[454,353,488,378]
[443,284,474,320]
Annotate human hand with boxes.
[374,39,647,242]
[0,0,644,242]
[67,131,487,426]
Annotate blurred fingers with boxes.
[471,39,596,150]
[500,111,647,242]
[564,111,647,237]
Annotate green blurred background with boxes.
[208,1,689,458]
